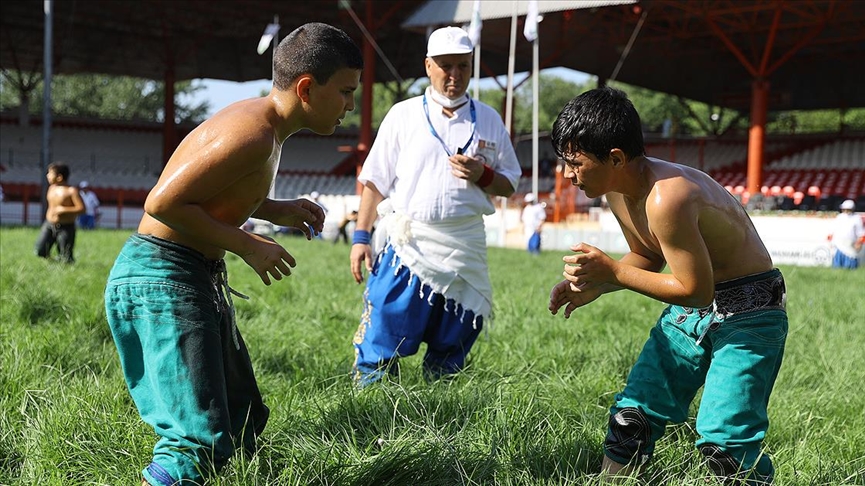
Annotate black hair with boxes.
[550,87,645,163]
[47,163,70,180]
[273,22,363,90]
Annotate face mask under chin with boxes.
[427,86,468,108]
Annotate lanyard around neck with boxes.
[422,93,476,157]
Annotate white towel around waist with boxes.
[373,199,493,324]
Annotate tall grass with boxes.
[1,227,863,485]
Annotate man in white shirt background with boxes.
[521,193,547,255]
[77,180,101,229]
[828,199,864,269]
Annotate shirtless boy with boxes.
[103,23,362,486]
[35,163,85,263]
[548,87,787,485]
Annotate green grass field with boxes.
[1,227,863,486]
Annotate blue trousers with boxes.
[352,245,483,387]
[832,250,859,269]
[105,234,268,485]
[527,231,541,254]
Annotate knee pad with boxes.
[604,407,652,466]
[699,444,773,485]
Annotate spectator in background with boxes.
[349,26,521,387]
[521,193,546,255]
[77,180,101,229]
[35,163,85,263]
[828,199,864,269]
[333,210,358,244]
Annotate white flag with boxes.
[257,23,280,55]
[523,0,539,42]
[467,0,482,47]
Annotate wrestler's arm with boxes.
[252,198,326,240]
[610,183,714,307]
[550,212,663,318]
[145,131,295,284]
[350,182,385,283]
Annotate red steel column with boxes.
[747,80,769,195]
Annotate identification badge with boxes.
[476,139,497,165]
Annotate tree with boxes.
[0,71,210,124]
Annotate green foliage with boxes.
[4,68,862,136]
[1,226,864,485]
[513,75,595,138]
[341,79,423,129]
[0,71,210,124]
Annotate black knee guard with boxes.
[604,407,652,466]
[699,444,773,485]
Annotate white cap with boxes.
[426,27,473,57]
[524,193,537,203]
[840,199,855,210]
[310,191,320,199]
[79,180,89,188]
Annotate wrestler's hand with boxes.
[563,242,618,292]
[350,241,373,284]
[448,153,485,182]
[263,199,325,240]
[549,279,602,318]
[239,233,297,285]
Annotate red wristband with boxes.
[476,164,495,188]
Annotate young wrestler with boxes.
[548,87,788,485]
[35,163,85,263]
[104,23,362,486]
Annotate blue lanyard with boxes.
[422,93,476,157]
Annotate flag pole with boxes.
[468,0,482,99]
[532,34,538,199]
[524,0,540,200]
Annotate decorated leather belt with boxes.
[713,268,786,317]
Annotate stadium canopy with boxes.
[2,0,864,192]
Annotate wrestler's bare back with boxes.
[138,98,282,259]
[608,157,773,283]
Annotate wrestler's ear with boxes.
[295,74,314,103]
[609,148,627,167]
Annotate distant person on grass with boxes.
[35,163,85,263]
[548,87,788,485]
[77,180,101,229]
[334,209,358,244]
[520,192,546,255]
[828,198,864,269]
[103,23,362,486]
[349,26,521,387]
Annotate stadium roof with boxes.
[401,0,636,26]
[2,0,864,111]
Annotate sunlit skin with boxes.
[44,168,85,224]
[139,67,360,285]
[349,55,514,284]
[549,150,774,319]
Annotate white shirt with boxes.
[830,212,864,258]
[359,88,522,322]
[521,202,546,238]
[359,88,521,222]
[80,189,100,216]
